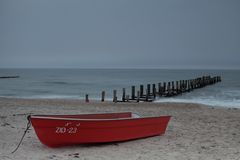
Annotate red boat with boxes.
[29,112,171,147]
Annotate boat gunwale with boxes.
[30,114,171,122]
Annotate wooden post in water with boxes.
[167,82,171,96]
[189,80,193,91]
[198,78,201,88]
[113,90,117,103]
[210,77,214,84]
[101,91,105,102]
[186,80,188,91]
[131,86,135,100]
[158,83,162,96]
[176,81,179,94]
[163,82,166,94]
[201,77,204,87]
[195,78,198,88]
[191,79,194,89]
[122,88,126,102]
[140,85,144,97]
[201,76,204,87]
[180,80,183,93]
[145,89,149,101]
[203,76,206,86]
[172,81,175,94]
[184,80,187,92]
[147,84,151,96]
[194,79,197,89]
[192,79,195,89]
[152,84,156,98]
[85,94,89,103]
[207,76,210,84]
[137,91,140,102]
[188,80,191,92]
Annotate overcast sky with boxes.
[1,0,240,69]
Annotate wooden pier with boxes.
[85,75,221,103]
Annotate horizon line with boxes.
[0,67,240,70]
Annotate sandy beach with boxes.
[0,98,239,160]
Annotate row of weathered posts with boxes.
[85,75,221,103]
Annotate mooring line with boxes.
[11,115,31,154]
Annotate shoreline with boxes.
[0,96,239,109]
[0,98,240,160]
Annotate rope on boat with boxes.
[11,115,31,154]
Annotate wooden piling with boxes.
[190,80,193,90]
[187,80,190,92]
[186,80,190,92]
[140,85,144,97]
[101,91,105,102]
[147,84,151,95]
[85,94,89,103]
[152,84,156,98]
[172,81,175,93]
[195,79,197,88]
[158,83,162,96]
[185,80,188,91]
[113,90,117,103]
[180,80,183,92]
[145,89,149,101]
[137,91,140,102]
[122,88,126,102]
[131,86,135,100]
[176,81,179,93]
[192,79,195,89]
[167,82,171,91]
[163,82,166,93]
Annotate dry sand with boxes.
[0,98,240,160]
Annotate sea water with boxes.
[0,69,239,108]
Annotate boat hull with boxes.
[30,112,171,147]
